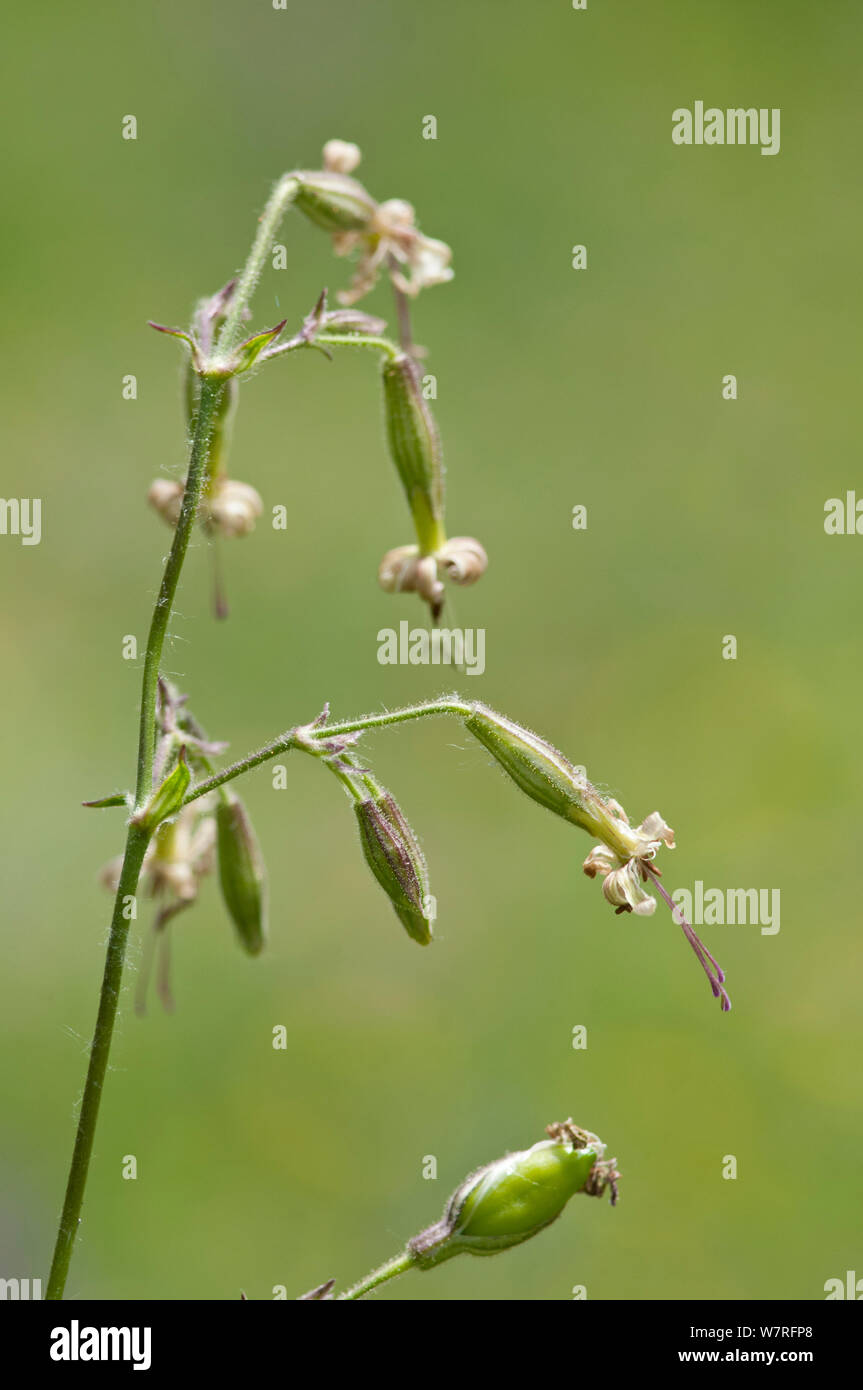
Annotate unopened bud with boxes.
[381,353,445,553]
[216,792,267,956]
[409,1121,615,1268]
[322,139,361,175]
[354,791,433,945]
[294,170,377,234]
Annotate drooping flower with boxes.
[147,475,262,539]
[378,536,487,617]
[294,142,454,306]
[583,810,676,915]
[582,806,731,1011]
[334,197,454,306]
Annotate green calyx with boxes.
[355,790,433,946]
[381,353,444,550]
[465,705,593,827]
[216,791,267,955]
[464,703,638,858]
[293,170,377,234]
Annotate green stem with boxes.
[262,330,401,364]
[181,699,472,806]
[48,380,224,1300]
[337,1250,417,1301]
[314,332,400,358]
[135,379,224,805]
[215,174,299,359]
[183,731,297,805]
[48,172,307,1296]
[46,826,151,1299]
[321,699,471,739]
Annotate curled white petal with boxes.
[378,544,420,593]
[438,536,488,586]
[207,479,263,538]
[637,811,676,851]
[148,478,184,528]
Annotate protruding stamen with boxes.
[646,866,731,1012]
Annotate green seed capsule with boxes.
[216,792,267,956]
[381,353,445,553]
[355,791,433,946]
[409,1123,612,1269]
[293,171,376,234]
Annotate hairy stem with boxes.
[321,699,471,739]
[260,330,400,365]
[184,730,298,804]
[388,258,417,359]
[48,379,224,1299]
[46,826,151,1298]
[135,379,224,804]
[181,699,473,805]
[314,331,400,358]
[337,1250,417,1301]
[215,174,299,359]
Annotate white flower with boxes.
[206,478,262,538]
[378,536,487,614]
[147,476,262,538]
[582,811,676,915]
[334,198,454,305]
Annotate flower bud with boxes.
[354,791,433,945]
[294,170,377,234]
[381,353,445,554]
[216,792,267,956]
[322,139,361,175]
[409,1121,614,1269]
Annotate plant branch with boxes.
[337,1249,417,1301]
[183,730,297,804]
[320,698,471,739]
[214,174,299,359]
[181,700,472,806]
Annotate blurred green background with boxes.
[2,0,861,1301]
